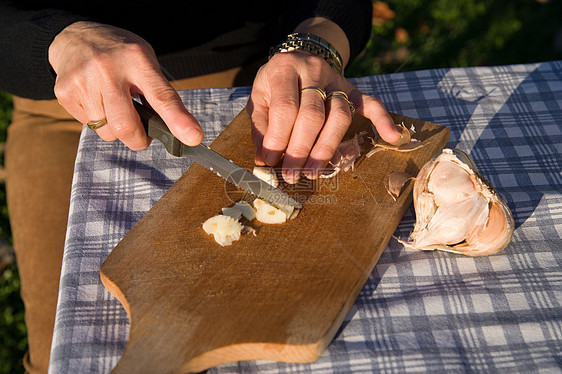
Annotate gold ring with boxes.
[86,118,108,130]
[327,91,355,113]
[300,86,327,101]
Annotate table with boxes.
[49,61,562,373]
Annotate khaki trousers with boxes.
[5,63,259,374]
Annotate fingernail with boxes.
[389,127,404,145]
[263,151,280,166]
[282,168,300,185]
[303,160,324,180]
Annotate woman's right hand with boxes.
[48,21,203,150]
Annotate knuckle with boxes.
[329,109,352,126]
[110,120,136,139]
[54,86,72,106]
[298,107,325,126]
[287,143,312,159]
[269,101,298,124]
[147,88,179,109]
[110,121,149,151]
[314,142,339,160]
[273,95,300,111]
[263,131,290,150]
[53,77,79,102]
[364,95,383,106]
[122,41,149,55]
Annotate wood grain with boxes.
[100,109,449,373]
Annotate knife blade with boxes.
[133,99,302,209]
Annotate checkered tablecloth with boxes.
[49,61,562,373]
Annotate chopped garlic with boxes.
[253,198,266,210]
[274,202,294,220]
[253,198,287,224]
[252,166,279,188]
[202,215,244,246]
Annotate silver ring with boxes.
[300,86,327,101]
[327,91,355,113]
[86,118,108,130]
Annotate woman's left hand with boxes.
[248,51,401,184]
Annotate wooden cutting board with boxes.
[100,109,449,373]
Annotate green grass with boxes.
[0,1,560,372]
[346,0,562,76]
[0,264,26,374]
[0,92,23,374]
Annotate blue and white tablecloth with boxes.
[49,61,562,373]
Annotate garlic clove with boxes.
[410,193,489,248]
[456,198,515,256]
[253,198,287,224]
[252,166,279,188]
[274,203,294,220]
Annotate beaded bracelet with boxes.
[268,32,344,75]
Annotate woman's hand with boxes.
[48,21,203,150]
[248,51,401,184]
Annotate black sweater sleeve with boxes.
[0,2,92,99]
[287,0,373,64]
[0,0,372,100]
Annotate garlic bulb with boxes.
[407,149,514,256]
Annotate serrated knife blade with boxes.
[133,99,302,209]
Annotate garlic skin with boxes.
[367,123,422,158]
[408,149,514,256]
[385,171,415,201]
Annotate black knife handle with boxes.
[132,99,183,157]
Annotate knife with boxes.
[133,99,302,209]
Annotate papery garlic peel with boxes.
[367,123,423,158]
[407,149,514,256]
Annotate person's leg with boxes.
[5,61,263,373]
[5,96,81,374]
